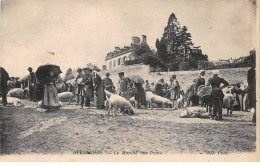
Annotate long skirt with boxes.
[41,84,61,109]
[96,85,106,108]
[135,87,146,106]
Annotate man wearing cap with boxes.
[103,73,115,93]
[27,67,37,101]
[80,68,94,109]
[207,70,229,120]
[117,72,130,100]
[195,70,206,93]
[75,68,84,104]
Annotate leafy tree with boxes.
[155,39,168,63]
[86,63,101,72]
[132,42,152,59]
[156,12,208,70]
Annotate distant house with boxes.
[104,35,150,70]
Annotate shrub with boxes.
[179,61,192,71]
[142,55,167,71]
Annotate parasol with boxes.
[128,75,144,84]
[35,64,62,81]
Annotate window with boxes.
[123,56,126,64]
[118,58,121,66]
[113,59,116,67]
[109,61,112,69]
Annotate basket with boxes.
[197,85,212,98]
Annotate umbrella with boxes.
[128,75,144,84]
[35,64,62,81]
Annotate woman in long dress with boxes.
[134,82,146,108]
[41,71,62,109]
[169,75,180,109]
[92,71,106,109]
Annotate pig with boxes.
[146,91,172,108]
[0,97,24,107]
[222,91,235,116]
[129,96,137,108]
[58,92,74,104]
[7,88,24,99]
[107,94,134,116]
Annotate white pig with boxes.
[58,92,74,104]
[107,94,134,116]
[0,97,24,107]
[7,88,24,99]
[146,91,172,108]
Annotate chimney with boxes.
[142,35,147,42]
[132,36,140,45]
[115,47,120,52]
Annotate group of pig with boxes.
[4,85,237,117]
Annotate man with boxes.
[103,73,115,93]
[161,78,168,97]
[144,80,151,92]
[247,61,256,124]
[186,79,199,107]
[195,70,206,92]
[0,67,10,106]
[75,68,84,104]
[80,68,94,109]
[27,67,37,101]
[117,72,130,100]
[207,70,229,120]
[14,77,22,88]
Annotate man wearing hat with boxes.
[27,67,37,101]
[80,67,94,109]
[103,73,115,93]
[117,72,130,100]
[195,70,206,93]
[75,68,83,104]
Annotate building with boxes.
[105,35,148,70]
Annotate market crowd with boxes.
[0,62,256,123]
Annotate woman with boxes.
[134,82,146,108]
[92,70,106,109]
[170,75,180,109]
[155,79,163,96]
[41,71,62,109]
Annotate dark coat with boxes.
[81,73,94,98]
[195,77,205,91]
[247,67,256,108]
[207,75,229,100]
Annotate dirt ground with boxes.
[0,101,256,155]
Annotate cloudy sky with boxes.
[0,0,256,77]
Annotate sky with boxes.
[0,0,256,77]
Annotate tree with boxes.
[86,63,101,72]
[156,12,208,70]
[132,42,152,59]
[155,39,168,63]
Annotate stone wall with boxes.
[99,65,250,92]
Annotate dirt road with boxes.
[0,102,256,155]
